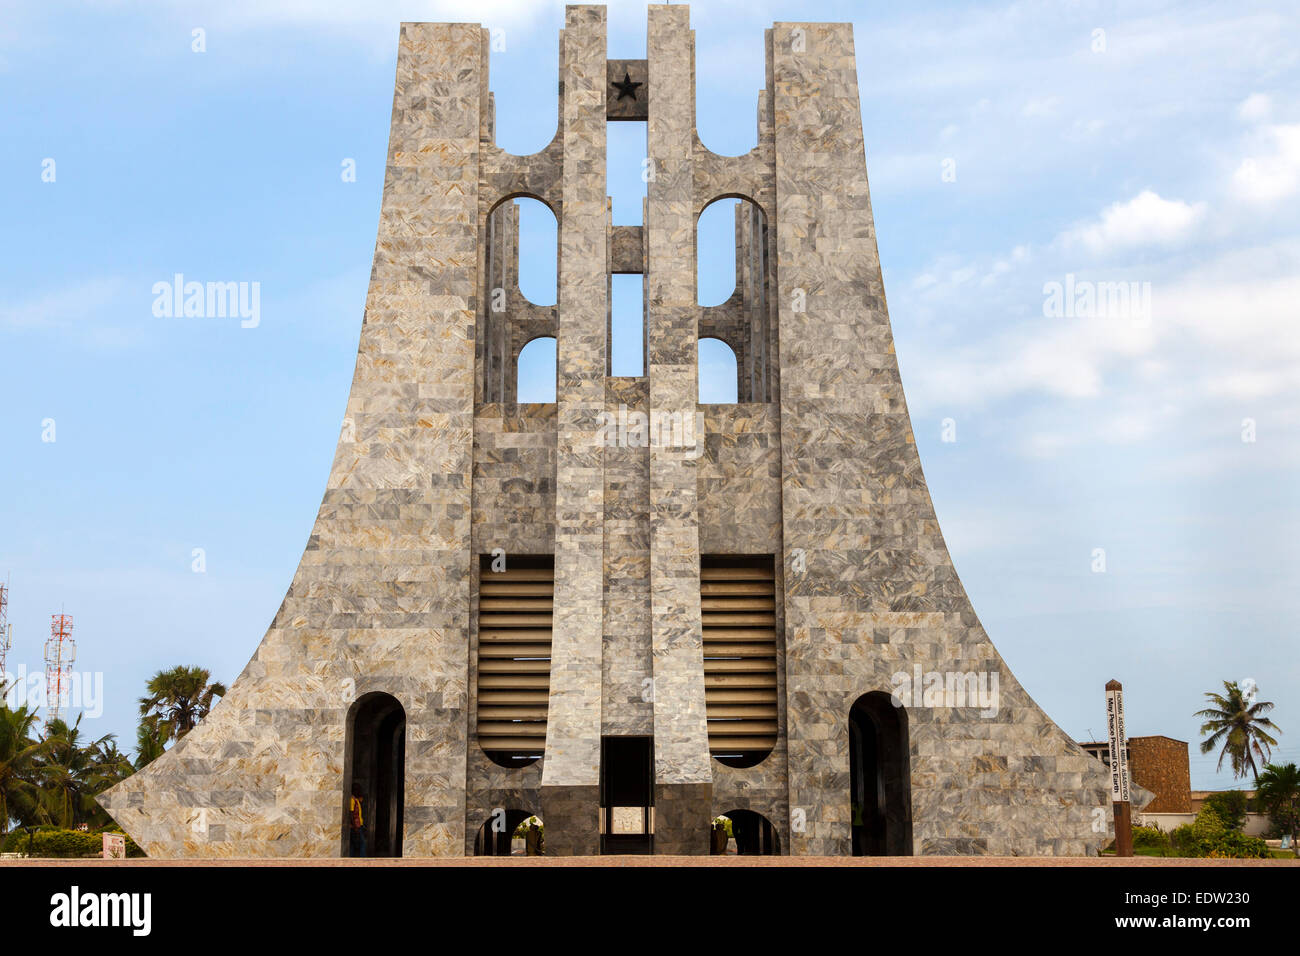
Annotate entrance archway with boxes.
[712,809,780,855]
[848,691,912,856]
[343,692,406,858]
[474,810,544,856]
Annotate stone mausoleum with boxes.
[101,4,1112,858]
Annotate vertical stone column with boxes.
[646,3,712,855]
[540,4,608,856]
[772,19,862,859]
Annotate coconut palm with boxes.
[137,666,226,744]
[134,720,167,769]
[0,702,43,838]
[1195,680,1281,782]
[1255,762,1300,856]
[34,716,120,829]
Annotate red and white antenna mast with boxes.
[0,580,11,683]
[45,613,76,728]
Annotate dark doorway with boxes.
[343,692,406,858]
[848,691,912,856]
[600,736,653,854]
[715,809,780,855]
[474,810,543,856]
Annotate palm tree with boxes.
[137,666,226,744]
[1255,762,1300,856]
[133,720,167,769]
[1195,680,1281,782]
[0,702,43,838]
[34,716,120,829]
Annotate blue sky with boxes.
[2,0,1297,791]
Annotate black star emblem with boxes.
[611,70,642,102]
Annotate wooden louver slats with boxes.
[702,555,778,766]
[476,556,553,765]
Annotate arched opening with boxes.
[481,195,557,403]
[516,337,557,403]
[343,692,406,858]
[514,197,557,307]
[487,37,558,157]
[697,197,742,307]
[696,196,771,402]
[711,809,780,855]
[848,692,913,856]
[473,810,544,856]
[698,338,739,404]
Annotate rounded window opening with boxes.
[474,811,545,856]
[513,197,557,306]
[697,197,741,307]
[695,61,762,160]
[710,809,780,855]
[516,336,557,403]
[487,42,558,157]
[698,337,739,404]
[342,692,406,858]
[849,691,913,856]
[697,196,771,402]
[482,196,558,404]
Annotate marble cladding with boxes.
[100,5,1111,859]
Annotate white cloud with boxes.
[900,235,1300,479]
[1021,95,1060,118]
[1060,190,1207,254]
[1237,92,1272,122]
[1231,124,1300,202]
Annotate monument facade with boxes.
[101,4,1111,857]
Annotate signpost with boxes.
[1105,679,1133,857]
[102,833,126,860]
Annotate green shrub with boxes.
[1,827,143,858]
[1131,824,1171,851]
[1169,804,1267,858]
[1206,831,1269,859]
[1202,791,1248,831]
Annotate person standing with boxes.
[349,783,367,858]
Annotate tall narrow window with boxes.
[609,273,644,376]
[476,555,554,768]
[481,196,557,403]
[606,121,648,226]
[697,197,771,402]
[701,555,778,767]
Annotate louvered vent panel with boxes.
[702,555,778,766]
[476,556,553,766]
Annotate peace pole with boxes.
[1105,679,1133,857]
